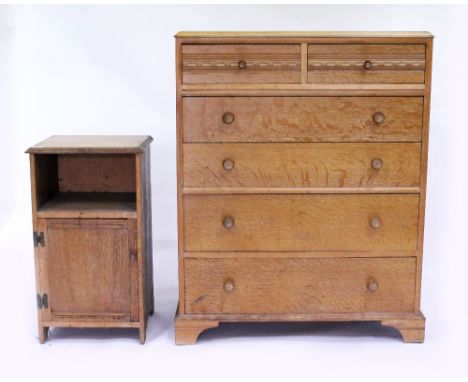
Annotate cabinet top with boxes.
[175,31,433,38]
[26,135,153,154]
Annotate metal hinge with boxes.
[36,293,48,309]
[33,231,45,247]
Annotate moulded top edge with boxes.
[26,135,154,154]
[175,31,434,38]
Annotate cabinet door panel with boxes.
[40,219,137,322]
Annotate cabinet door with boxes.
[38,219,138,322]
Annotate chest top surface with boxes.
[176,31,433,38]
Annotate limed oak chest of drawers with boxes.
[175,31,433,344]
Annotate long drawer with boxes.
[183,194,419,252]
[183,97,423,143]
[184,143,421,189]
[182,44,302,84]
[308,44,426,84]
[185,257,416,314]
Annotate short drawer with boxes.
[183,194,419,252]
[183,97,423,143]
[308,44,426,84]
[184,143,421,189]
[185,257,416,314]
[182,44,301,84]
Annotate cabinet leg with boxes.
[139,326,146,344]
[175,318,219,345]
[381,315,425,343]
[38,325,49,344]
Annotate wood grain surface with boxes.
[58,154,136,193]
[184,143,421,188]
[42,219,135,321]
[29,136,154,343]
[26,135,152,154]
[184,194,419,252]
[176,31,433,38]
[183,97,423,143]
[182,44,301,84]
[36,192,137,219]
[175,32,432,344]
[308,44,425,84]
[185,257,416,314]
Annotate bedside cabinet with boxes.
[175,32,433,344]
[27,136,154,343]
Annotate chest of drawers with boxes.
[175,32,433,344]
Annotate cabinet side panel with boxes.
[176,38,186,314]
[415,38,433,310]
[143,147,154,315]
[32,154,58,209]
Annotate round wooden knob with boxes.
[223,279,235,293]
[369,216,381,229]
[222,112,235,124]
[223,216,235,229]
[371,158,383,170]
[223,159,234,171]
[373,112,385,124]
[363,60,372,69]
[367,278,379,292]
[238,60,247,69]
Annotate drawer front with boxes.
[308,44,426,84]
[184,194,419,252]
[184,143,421,189]
[182,44,301,84]
[183,97,423,143]
[185,257,416,314]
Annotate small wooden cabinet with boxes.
[175,31,433,344]
[27,136,154,343]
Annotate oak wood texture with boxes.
[183,97,423,143]
[184,194,419,252]
[184,258,416,314]
[41,219,137,321]
[28,136,153,343]
[184,143,421,189]
[174,313,219,345]
[175,32,433,344]
[175,311,425,344]
[58,154,136,193]
[36,192,136,219]
[176,31,434,38]
[182,44,301,84]
[381,316,426,343]
[308,44,426,84]
[26,135,152,154]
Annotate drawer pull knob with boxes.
[371,158,383,170]
[373,112,385,124]
[223,279,235,293]
[369,216,381,229]
[363,60,373,69]
[238,60,247,69]
[223,159,234,171]
[129,252,137,262]
[223,216,235,229]
[222,112,235,124]
[367,278,379,292]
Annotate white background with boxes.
[0,4,467,377]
